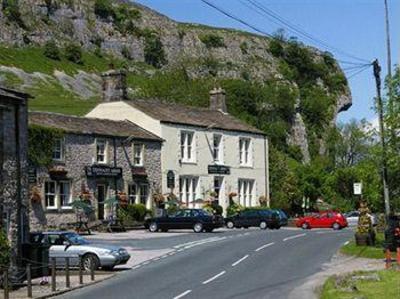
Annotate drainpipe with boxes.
[113,138,118,222]
[264,135,270,207]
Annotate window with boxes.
[238,179,255,207]
[133,143,144,166]
[179,176,199,206]
[128,184,149,205]
[180,131,195,162]
[60,182,71,208]
[213,134,223,164]
[214,177,223,201]
[45,181,56,209]
[52,138,64,161]
[44,181,72,209]
[96,138,107,163]
[239,138,252,166]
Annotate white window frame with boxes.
[133,143,144,166]
[44,181,57,209]
[239,137,252,167]
[238,179,255,207]
[59,181,72,209]
[213,134,223,164]
[52,138,64,161]
[96,138,108,164]
[180,131,195,163]
[44,180,72,210]
[128,183,149,205]
[179,176,199,207]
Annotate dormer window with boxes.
[96,138,107,164]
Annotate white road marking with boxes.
[173,290,192,299]
[232,255,249,267]
[168,252,176,256]
[177,248,185,252]
[131,265,141,270]
[255,242,275,252]
[202,271,226,285]
[161,255,169,259]
[153,257,160,261]
[283,233,306,242]
[142,261,150,265]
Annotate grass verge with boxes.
[340,232,385,259]
[320,270,400,299]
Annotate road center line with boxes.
[202,271,226,285]
[173,289,192,299]
[255,242,275,252]
[283,233,306,242]
[232,255,249,267]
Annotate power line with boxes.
[347,64,372,80]
[242,0,371,64]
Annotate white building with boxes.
[87,72,269,213]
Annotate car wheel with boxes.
[193,222,203,233]
[226,221,234,229]
[102,265,114,271]
[301,222,310,230]
[149,222,158,232]
[259,221,267,230]
[82,253,99,271]
[332,222,341,230]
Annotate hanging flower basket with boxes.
[48,166,68,180]
[119,192,128,208]
[30,186,42,204]
[152,193,165,204]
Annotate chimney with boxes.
[209,87,227,113]
[101,68,127,102]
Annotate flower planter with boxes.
[49,167,68,180]
[355,231,375,246]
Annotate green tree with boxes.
[64,43,83,64]
[43,40,60,60]
[144,35,167,68]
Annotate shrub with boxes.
[121,46,131,60]
[240,41,248,54]
[0,230,10,270]
[167,204,179,216]
[125,203,147,221]
[94,0,113,19]
[199,34,225,49]
[227,203,243,216]
[64,43,83,64]
[44,40,60,60]
[144,35,167,68]
[2,0,25,28]
[268,38,284,58]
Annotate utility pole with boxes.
[372,59,391,216]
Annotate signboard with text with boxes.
[208,165,231,175]
[85,165,122,178]
[353,183,362,195]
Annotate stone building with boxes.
[87,71,270,213]
[0,87,31,273]
[28,112,163,229]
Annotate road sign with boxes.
[353,183,362,195]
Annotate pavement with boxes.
[54,227,353,299]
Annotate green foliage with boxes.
[43,40,60,60]
[167,204,179,215]
[64,43,83,64]
[28,125,64,167]
[121,46,131,60]
[0,230,10,268]
[240,41,248,54]
[2,0,25,28]
[120,204,148,222]
[199,34,225,49]
[144,34,167,68]
[94,0,113,19]
[227,203,243,216]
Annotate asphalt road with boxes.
[57,228,352,299]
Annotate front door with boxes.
[97,185,106,220]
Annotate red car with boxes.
[296,211,348,230]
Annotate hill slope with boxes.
[0,0,351,162]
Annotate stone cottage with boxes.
[28,112,163,229]
[0,87,31,274]
[87,70,270,213]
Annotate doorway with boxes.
[97,184,106,220]
[214,177,224,205]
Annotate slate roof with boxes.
[125,99,265,135]
[0,86,32,101]
[29,112,163,141]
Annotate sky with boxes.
[133,0,399,124]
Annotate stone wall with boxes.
[0,94,30,274]
[29,133,162,230]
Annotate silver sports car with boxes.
[30,231,130,271]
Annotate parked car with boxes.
[344,210,377,226]
[296,211,348,230]
[29,231,130,271]
[225,209,280,230]
[275,209,288,228]
[144,209,224,233]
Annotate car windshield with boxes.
[64,233,90,245]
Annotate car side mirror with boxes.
[63,241,71,249]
